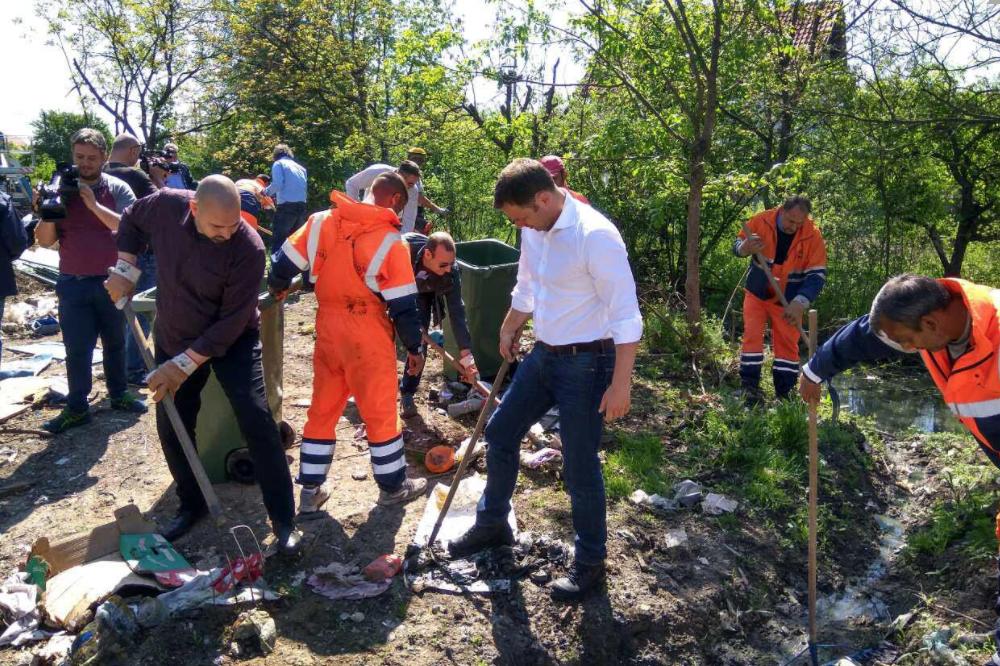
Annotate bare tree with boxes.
[39,0,227,147]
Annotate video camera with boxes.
[140,149,181,175]
[35,162,80,221]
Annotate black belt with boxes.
[538,338,614,355]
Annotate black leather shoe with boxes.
[161,508,206,542]
[551,561,605,602]
[275,524,303,556]
[447,522,514,559]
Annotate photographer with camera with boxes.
[106,133,159,385]
[34,128,147,434]
[160,143,196,190]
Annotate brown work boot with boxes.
[297,485,330,520]
[377,477,427,506]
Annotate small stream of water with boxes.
[783,369,961,663]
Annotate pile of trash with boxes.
[0,506,285,664]
[630,479,739,516]
[2,296,59,337]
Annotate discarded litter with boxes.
[9,342,102,364]
[363,554,403,582]
[233,608,276,655]
[425,445,456,474]
[307,561,393,600]
[447,394,484,418]
[454,437,485,464]
[663,529,688,548]
[157,565,278,614]
[701,493,738,515]
[630,489,678,512]
[519,447,562,469]
[672,479,703,508]
[0,571,45,647]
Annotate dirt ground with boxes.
[1,286,998,665]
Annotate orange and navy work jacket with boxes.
[805,278,1000,461]
[267,190,423,353]
[735,208,828,304]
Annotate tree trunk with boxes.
[684,138,708,327]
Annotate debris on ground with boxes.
[453,438,485,465]
[519,447,562,469]
[413,475,508,549]
[363,555,403,582]
[630,489,678,512]
[447,394,484,418]
[663,529,689,548]
[307,562,393,600]
[701,493,738,515]
[424,445,456,474]
[232,608,276,656]
[0,572,45,647]
[157,560,277,614]
[672,479,703,508]
[66,595,140,664]
[32,632,74,664]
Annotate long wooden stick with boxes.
[807,309,820,661]
[123,303,225,524]
[739,221,806,338]
[426,358,510,548]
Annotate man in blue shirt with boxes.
[263,144,308,252]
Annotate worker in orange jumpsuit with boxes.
[735,195,827,404]
[268,173,427,516]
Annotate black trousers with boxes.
[155,329,295,527]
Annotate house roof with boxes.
[779,1,846,57]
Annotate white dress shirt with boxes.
[511,190,643,346]
[345,163,421,233]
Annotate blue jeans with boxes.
[125,252,157,381]
[477,345,615,565]
[56,275,128,412]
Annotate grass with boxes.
[903,433,1000,562]
[604,432,668,499]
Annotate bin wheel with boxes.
[279,420,296,450]
[225,448,256,485]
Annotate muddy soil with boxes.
[0,289,996,665]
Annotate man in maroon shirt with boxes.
[35,128,146,434]
[105,176,300,552]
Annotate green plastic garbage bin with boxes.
[132,286,292,484]
[441,239,520,380]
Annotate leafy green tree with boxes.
[30,110,112,165]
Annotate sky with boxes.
[1,1,992,141]
[0,2,85,138]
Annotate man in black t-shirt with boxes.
[104,133,159,385]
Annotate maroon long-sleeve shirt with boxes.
[117,188,263,358]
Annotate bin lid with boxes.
[455,239,519,270]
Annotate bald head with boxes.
[109,133,142,166]
[191,175,242,243]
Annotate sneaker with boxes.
[297,485,330,520]
[551,561,606,602]
[400,394,418,418]
[377,477,427,506]
[42,408,92,434]
[447,521,514,559]
[110,391,148,414]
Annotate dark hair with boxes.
[425,231,456,255]
[273,143,293,160]
[869,274,951,332]
[782,195,812,214]
[70,128,108,154]
[493,158,556,208]
[397,160,422,179]
[371,172,409,204]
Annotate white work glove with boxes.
[105,259,142,309]
[458,349,479,382]
[147,353,199,402]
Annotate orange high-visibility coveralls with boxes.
[271,191,422,490]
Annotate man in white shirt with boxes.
[344,160,446,234]
[448,158,643,602]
